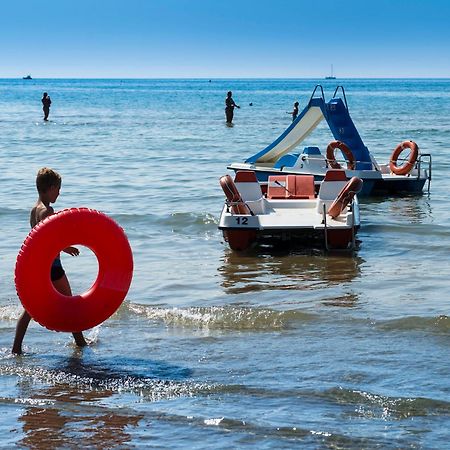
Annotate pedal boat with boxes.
[228,85,431,196]
[218,170,363,251]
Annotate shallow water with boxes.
[0,78,449,448]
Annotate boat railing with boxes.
[324,156,370,170]
[417,153,432,192]
[332,86,348,110]
[308,85,325,107]
[351,203,356,249]
[322,203,329,250]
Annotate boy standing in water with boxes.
[12,168,87,354]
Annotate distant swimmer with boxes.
[287,101,299,121]
[225,91,240,124]
[42,92,52,121]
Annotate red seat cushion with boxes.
[267,175,288,199]
[234,171,258,183]
[324,170,348,182]
[286,175,315,199]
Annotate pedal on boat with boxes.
[218,170,363,251]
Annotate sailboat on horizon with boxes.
[325,64,336,80]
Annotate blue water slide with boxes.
[325,93,372,170]
[245,86,373,170]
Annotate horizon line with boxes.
[3,76,450,80]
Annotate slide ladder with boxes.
[325,86,372,170]
[246,85,373,170]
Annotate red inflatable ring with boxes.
[219,174,250,214]
[326,141,356,170]
[15,208,133,332]
[389,140,419,175]
[328,177,363,219]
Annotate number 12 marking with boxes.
[236,217,248,225]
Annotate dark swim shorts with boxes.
[51,257,65,281]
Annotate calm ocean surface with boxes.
[0,78,449,448]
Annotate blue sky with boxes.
[2,0,450,78]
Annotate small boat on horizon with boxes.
[219,169,362,252]
[325,64,336,80]
[22,75,32,80]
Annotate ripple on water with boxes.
[0,357,215,403]
[127,303,318,331]
[323,386,450,420]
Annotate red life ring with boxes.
[326,141,356,170]
[219,174,249,214]
[15,208,133,332]
[389,141,419,175]
[328,177,363,219]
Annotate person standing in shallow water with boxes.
[42,92,51,121]
[225,91,240,124]
[12,167,87,354]
[287,101,299,122]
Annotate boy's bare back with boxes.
[30,201,54,228]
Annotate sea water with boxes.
[0,78,449,448]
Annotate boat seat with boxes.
[323,169,348,182]
[234,170,266,214]
[267,175,315,199]
[234,171,263,201]
[273,153,299,169]
[267,175,289,199]
[286,175,316,199]
[234,170,259,183]
[317,170,349,213]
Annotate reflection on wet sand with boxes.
[219,248,364,295]
[17,356,143,449]
[18,387,142,449]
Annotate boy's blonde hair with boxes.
[36,167,61,193]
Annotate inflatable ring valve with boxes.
[328,177,363,219]
[15,208,133,332]
[389,140,419,175]
[326,141,356,170]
